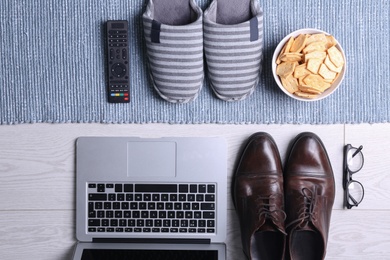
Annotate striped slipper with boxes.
[143,0,204,103]
[204,0,264,101]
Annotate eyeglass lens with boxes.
[347,181,364,206]
[347,146,364,173]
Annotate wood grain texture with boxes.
[1,123,389,259]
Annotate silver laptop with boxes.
[73,137,227,260]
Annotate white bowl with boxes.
[271,28,346,101]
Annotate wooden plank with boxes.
[0,210,75,260]
[345,124,390,210]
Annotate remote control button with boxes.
[111,63,126,78]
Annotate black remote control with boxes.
[106,20,130,103]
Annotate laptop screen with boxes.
[81,249,218,260]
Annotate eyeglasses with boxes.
[343,144,365,209]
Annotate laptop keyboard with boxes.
[87,183,216,235]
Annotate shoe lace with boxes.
[255,195,287,229]
[286,187,318,229]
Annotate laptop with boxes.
[72,137,227,260]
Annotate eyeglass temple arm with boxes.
[352,145,363,158]
[348,193,359,205]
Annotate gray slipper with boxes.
[143,0,204,103]
[204,0,264,101]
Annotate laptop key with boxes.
[117,194,124,201]
[199,184,206,193]
[159,211,166,218]
[97,184,105,192]
[124,211,131,218]
[201,203,215,210]
[124,184,133,192]
[190,184,197,193]
[205,194,215,201]
[110,219,118,226]
[207,184,215,193]
[152,194,160,201]
[115,184,122,192]
[108,194,116,201]
[104,202,111,209]
[150,211,157,218]
[196,194,204,201]
[135,184,177,193]
[130,202,137,209]
[121,202,129,209]
[126,194,133,201]
[179,184,188,193]
[97,211,104,218]
[88,183,96,189]
[203,211,215,219]
[207,220,215,227]
[88,219,100,226]
[89,194,107,201]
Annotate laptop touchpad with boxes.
[127,141,176,177]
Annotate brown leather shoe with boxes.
[284,132,335,260]
[233,132,286,260]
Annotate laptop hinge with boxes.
[93,238,211,244]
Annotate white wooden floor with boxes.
[0,123,389,260]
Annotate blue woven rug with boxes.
[0,0,389,124]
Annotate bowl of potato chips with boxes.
[272,28,346,101]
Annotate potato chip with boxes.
[281,75,299,94]
[307,58,323,74]
[305,33,328,46]
[284,36,295,53]
[280,53,303,62]
[294,91,319,99]
[327,46,345,67]
[303,74,331,92]
[303,41,327,54]
[318,63,337,80]
[324,55,343,73]
[298,76,306,85]
[290,34,308,53]
[293,64,310,78]
[304,51,326,62]
[276,61,296,77]
[276,44,287,64]
[326,35,337,48]
[298,84,323,94]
